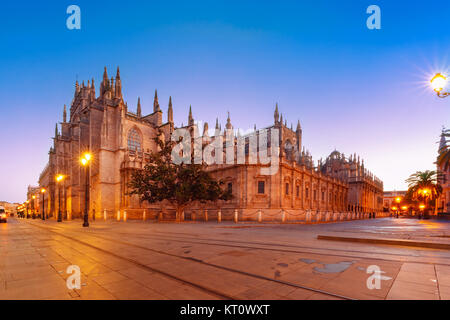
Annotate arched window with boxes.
[284,140,293,160]
[127,128,142,152]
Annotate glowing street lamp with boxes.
[26,200,30,219]
[430,73,449,98]
[56,174,65,222]
[41,188,46,221]
[31,195,36,219]
[80,152,92,227]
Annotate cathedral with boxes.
[37,67,384,222]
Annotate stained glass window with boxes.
[127,128,142,152]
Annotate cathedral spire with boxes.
[63,104,67,123]
[91,78,95,98]
[115,66,122,98]
[103,66,108,82]
[215,117,219,130]
[100,67,109,96]
[167,96,174,123]
[280,113,283,125]
[226,112,232,130]
[75,80,80,96]
[137,97,142,117]
[55,123,59,138]
[439,127,447,151]
[274,103,279,124]
[203,122,209,137]
[296,120,301,132]
[153,89,160,112]
[188,105,194,126]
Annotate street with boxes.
[1,217,450,300]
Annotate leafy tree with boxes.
[405,170,442,215]
[129,133,232,221]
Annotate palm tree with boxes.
[405,170,443,217]
[437,128,450,171]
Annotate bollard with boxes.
[217,210,221,223]
[204,209,208,222]
[257,210,262,223]
[123,211,127,222]
[117,210,120,222]
[143,210,146,221]
[234,209,238,223]
[103,209,107,221]
[281,210,286,223]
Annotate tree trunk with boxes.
[176,206,185,222]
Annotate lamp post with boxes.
[56,174,65,222]
[80,152,92,227]
[419,204,426,219]
[32,195,36,219]
[26,200,30,219]
[419,188,430,219]
[394,196,402,219]
[430,73,449,98]
[41,188,46,221]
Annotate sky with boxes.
[0,0,449,203]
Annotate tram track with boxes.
[25,220,354,300]
[67,227,450,266]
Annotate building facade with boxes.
[437,128,450,214]
[37,67,384,222]
[383,190,407,212]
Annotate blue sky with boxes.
[1,0,449,202]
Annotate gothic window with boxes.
[305,187,309,199]
[296,185,300,198]
[284,140,293,160]
[285,183,289,195]
[227,182,232,194]
[258,181,265,194]
[127,128,142,152]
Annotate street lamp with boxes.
[394,196,402,218]
[56,174,65,222]
[32,195,36,219]
[80,152,92,227]
[418,188,431,219]
[430,73,449,98]
[41,188,46,221]
[26,200,30,219]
